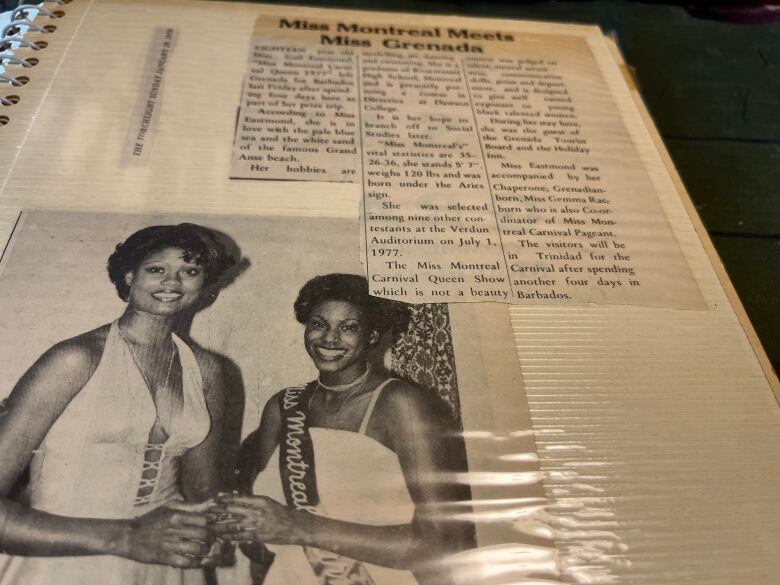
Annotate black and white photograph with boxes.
[3,0,780,583]
[0,210,537,585]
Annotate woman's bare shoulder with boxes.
[189,344,225,374]
[7,324,111,408]
[377,378,454,426]
[38,324,110,374]
[264,385,312,419]
[380,378,437,405]
[263,387,300,417]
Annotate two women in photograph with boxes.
[0,223,473,585]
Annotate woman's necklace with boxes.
[313,365,371,419]
[317,364,371,392]
[118,327,177,428]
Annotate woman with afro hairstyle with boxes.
[216,273,474,585]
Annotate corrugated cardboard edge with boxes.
[604,36,780,405]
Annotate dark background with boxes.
[4,0,779,375]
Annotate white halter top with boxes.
[25,321,211,518]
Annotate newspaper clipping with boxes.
[231,17,703,309]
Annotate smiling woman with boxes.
[220,273,475,585]
[124,246,206,310]
[0,223,237,585]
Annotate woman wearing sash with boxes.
[217,273,474,585]
[0,223,235,585]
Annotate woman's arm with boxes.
[218,382,474,582]
[0,336,209,565]
[233,393,282,494]
[381,383,475,564]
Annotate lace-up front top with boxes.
[25,321,211,518]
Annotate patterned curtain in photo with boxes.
[390,303,461,427]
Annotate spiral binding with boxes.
[1,0,70,124]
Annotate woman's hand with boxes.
[209,495,305,546]
[120,506,211,568]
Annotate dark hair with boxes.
[294,273,405,335]
[107,223,236,301]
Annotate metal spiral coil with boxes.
[1,0,69,119]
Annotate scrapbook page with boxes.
[0,1,778,584]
